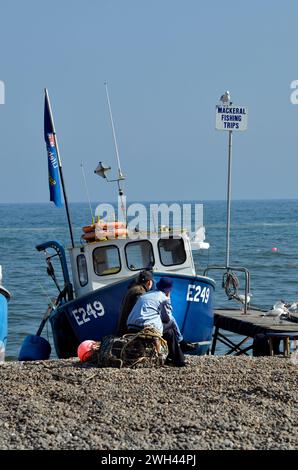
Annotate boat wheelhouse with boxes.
[72,230,196,295]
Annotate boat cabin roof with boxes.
[69,231,196,297]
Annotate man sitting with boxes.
[126,277,187,367]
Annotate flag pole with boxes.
[44,88,75,248]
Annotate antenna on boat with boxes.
[81,161,94,223]
[94,83,126,221]
[104,82,125,184]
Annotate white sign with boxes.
[215,105,248,131]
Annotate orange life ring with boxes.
[83,224,96,233]
[82,221,128,242]
[83,221,126,233]
[95,228,128,240]
[98,221,126,230]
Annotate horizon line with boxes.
[1,197,298,205]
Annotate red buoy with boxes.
[77,340,97,362]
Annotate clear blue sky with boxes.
[0,0,298,203]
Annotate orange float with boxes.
[77,340,99,362]
[82,221,126,233]
[81,221,128,242]
[102,221,126,229]
[82,224,96,233]
[95,227,128,240]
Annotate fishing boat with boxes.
[0,265,11,361]
[18,87,216,361]
[18,225,214,361]
[18,183,215,361]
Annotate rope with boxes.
[123,326,166,344]
[121,327,168,368]
[222,271,240,300]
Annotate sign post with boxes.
[215,99,248,268]
[226,130,232,268]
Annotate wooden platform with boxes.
[212,308,298,356]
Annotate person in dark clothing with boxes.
[126,276,187,367]
[117,270,153,336]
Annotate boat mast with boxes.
[105,82,124,183]
[104,82,126,220]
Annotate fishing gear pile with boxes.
[79,327,168,368]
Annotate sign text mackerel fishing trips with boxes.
[216,105,248,131]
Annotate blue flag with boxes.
[44,94,62,207]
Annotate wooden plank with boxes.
[214,308,298,336]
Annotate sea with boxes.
[1,199,298,360]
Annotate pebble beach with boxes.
[0,356,297,451]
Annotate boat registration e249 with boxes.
[72,301,105,326]
[186,285,210,303]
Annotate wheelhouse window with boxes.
[125,240,155,271]
[158,238,186,266]
[77,254,88,287]
[93,245,121,276]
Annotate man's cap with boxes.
[156,277,173,292]
[138,270,153,284]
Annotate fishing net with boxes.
[86,327,168,369]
